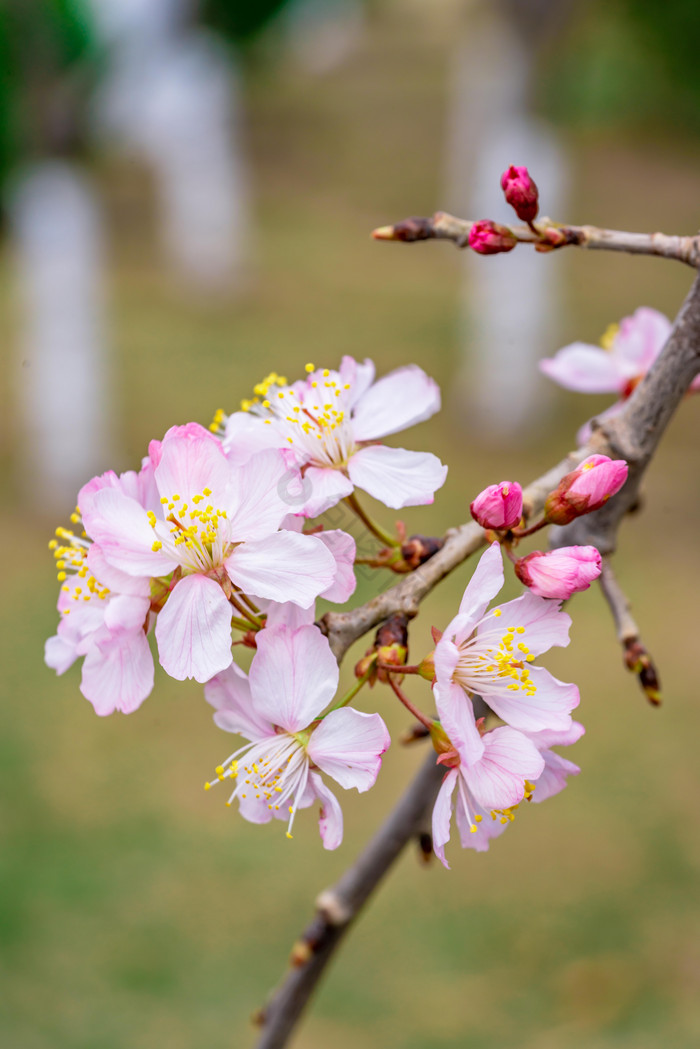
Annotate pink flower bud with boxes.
[534,227,569,252]
[545,455,628,525]
[514,546,602,600]
[468,220,517,255]
[470,481,523,530]
[500,165,539,223]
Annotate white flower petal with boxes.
[155,574,233,682]
[227,531,335,607]
[539,343,624,393]
[351,365,441,441]
[249,624,339,732]
[347,445,446,509]
[307,708,390,791]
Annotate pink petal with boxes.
[226,531,335,608]
[532,749,580,803]
[615,307,671,372]
[486,666,579,734]
[83,487,177,577]
[309,772,344,850]
[45,634,78,675]
[351,364,441,441]
[263,601,317,629]
[221,411,287,466]
[317,529,357,603]
[347,445,447,509]
[299,467,354,517]
[455,796,508,852]
[527,720,585,751]
[249,624,339,732]
[466,727,544,811]
[307,709,390,791]
[339,355,376,409]
[103,595,150,634]
[155,423,231,505]
[477,590,572,656]
[87,545,151,598]
[539,343,624,393]
[433,676,485,765]
[432,769,458,869]
[80,629,154,716]
[155,574,233,682]
[226,450,294,541]
[204,663,273,738]
[458,542,504,619]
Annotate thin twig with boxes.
[598,558,662,706]
[253,753,444,1049]
[372,211,700,268]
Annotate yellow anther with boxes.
[469,825,478,833]
[305,362,315,373]
[474,814,483,823]
[526,654,535,662]
[70,513,80,524]
[57,572,66,582]
[152,540,163,552]
[493,609,502,617]
[322,369,330,377]
[62,608,71,615]
[285,832,293,839]
[204,782,211,791]
[515,626,525,634]
[160,496,168,504]
[48,539,58,550]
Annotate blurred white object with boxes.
[91,0,251,290]
[445,5,567,440]
[283,0,365,75]
[9,161,113,508]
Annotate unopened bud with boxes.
[400,534,444,569]
[372,216,433,242]
[534,226,569,252]
[500,165,539,223]
[470,481,523,530]
[623,638,662,706]
[468,220,517,255]
[545,455,628,525]
[514,546,602,600]
[354,652,378,681]
[418,651,435,681]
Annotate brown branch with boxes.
[253,753,444,1049]
[598,559,662,707]
[372,211,700,268]
[256,267,700,1049]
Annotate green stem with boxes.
[345,493,399,548]
[511,517,548,540]
[325,667,373,713]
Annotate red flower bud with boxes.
[545,455,628,525]
[500,165,539,223]
[468,220,517,255]
[514,546,602,600]
[470,481,523,530]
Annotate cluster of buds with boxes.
[355,614,409,685]
[469,455,627,601]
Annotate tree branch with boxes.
[372,211,700,268]
[255,264,700,1049]
[253,753,445,1049]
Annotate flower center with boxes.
[453,609,537,699]
[49,514,109,613]
[150,487,230,575]
[206,732,310,839]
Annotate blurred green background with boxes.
[1,3,700,1048]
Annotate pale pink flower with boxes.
[500,165,539,223]
[431,696,544,866]
[433,543,579,764]
[514,546,601,600]
[470,481,523,530]
[46,490,155,716]
[526,721,584,803]
[79,423,336,683]
[545,455,628,525]
[218,357,447,516]
[204,625,391,848]
[539,307,699,441]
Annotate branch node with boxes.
[315,890,352,928]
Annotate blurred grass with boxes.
[2,11,700,1049]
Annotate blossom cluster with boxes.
[45,345,632,863]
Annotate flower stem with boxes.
[387,676,434,731]
[325,668,373,713]
[230,593,264,628]
[511,517,548,540]
[344,493,399,548]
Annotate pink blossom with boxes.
[545,455,628,525]
[78,424,336,683]
[470,481,523,530]
[514,546,602,600]
[218,357,447,515]
[468,220,517,255]
[539,308,700,441]
[526,722,584,803]
[433,544,579,764]
[46,489,155,715]
[431,697,544,866]
[204,625,391,848]
[500,165,539,223]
